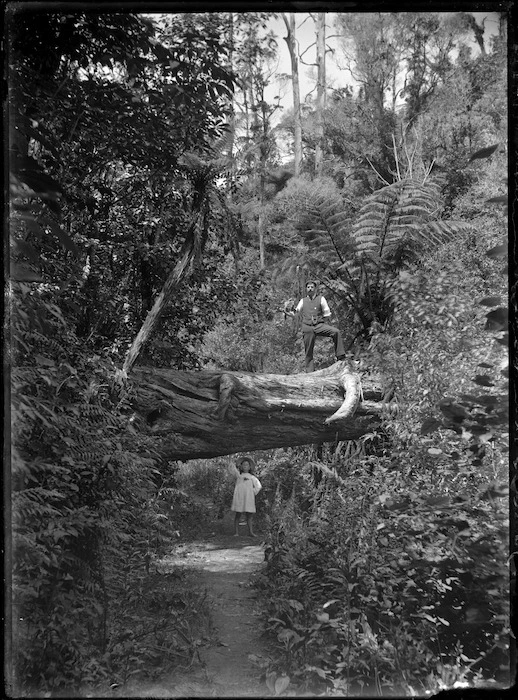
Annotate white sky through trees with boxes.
[264,11,501,121]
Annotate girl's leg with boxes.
[246,513,256,537]
[233,513,241,536]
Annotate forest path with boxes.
[113,512,274,697]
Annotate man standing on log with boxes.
[286,280,346,372]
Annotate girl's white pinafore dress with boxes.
[231,473,261,513]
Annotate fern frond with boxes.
[352,177,453,262]
[294,196,353,265]
[12,488,64,522]
[424,219,474,241]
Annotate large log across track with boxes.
[131,360,390,461]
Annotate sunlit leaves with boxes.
[266,671,291,696]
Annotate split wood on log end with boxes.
[324,366,362,425]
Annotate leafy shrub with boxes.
[256,190,509,693]
[98,567,212,689]
[9,283,206,693]
[257,449,509,696]
[175,458,239,519]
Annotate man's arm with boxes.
[284,299,302,317]
[321,296,332,319]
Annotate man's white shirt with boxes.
[296,296,331,317]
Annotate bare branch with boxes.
[299,41,317,64]
[365,156,391,186]
[392,133,401,181]
[423,157,436,184]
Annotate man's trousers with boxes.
[302,322,345,372]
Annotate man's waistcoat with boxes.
[301,295,324,329]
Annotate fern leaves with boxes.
[287,175,473,335]
[296,190,352,266]
[354,179,440,260]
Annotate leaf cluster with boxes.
[9,263,213,692]
[256,452,508,696]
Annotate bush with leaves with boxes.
[257,450,508,696]
[268,155,475,351]
[256,151,509,693]
[9,278,212,692]
[198,251,304,374]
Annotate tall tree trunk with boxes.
[258,187,266,269]
[226,12,236,164]
[314,12,326,177]
[122,219,199,376]
[226,11,240,274]
[283,12,302,176]
[243,88,250,144]
[131,362,388,460]
[257,94,268,270]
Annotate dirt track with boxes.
[112,516,274,697]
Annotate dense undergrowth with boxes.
[9,227,510,696]
[250,230,510,696]
[254,449,508,696]
[9,287,221,694]
[10,303,213,693]
[9,278,510,695]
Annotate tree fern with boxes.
[270,178,357,300]
[122,139,239,374]
[282,174,474,339]
[294,188,355,266]
[352,178,469,262]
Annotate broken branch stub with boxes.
[324,368,362,425]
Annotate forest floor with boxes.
[110,510,275,698]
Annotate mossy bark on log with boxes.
[131,361,389,461]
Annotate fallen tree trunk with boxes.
[130,361,390,461]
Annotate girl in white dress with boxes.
[232,456,262,537]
